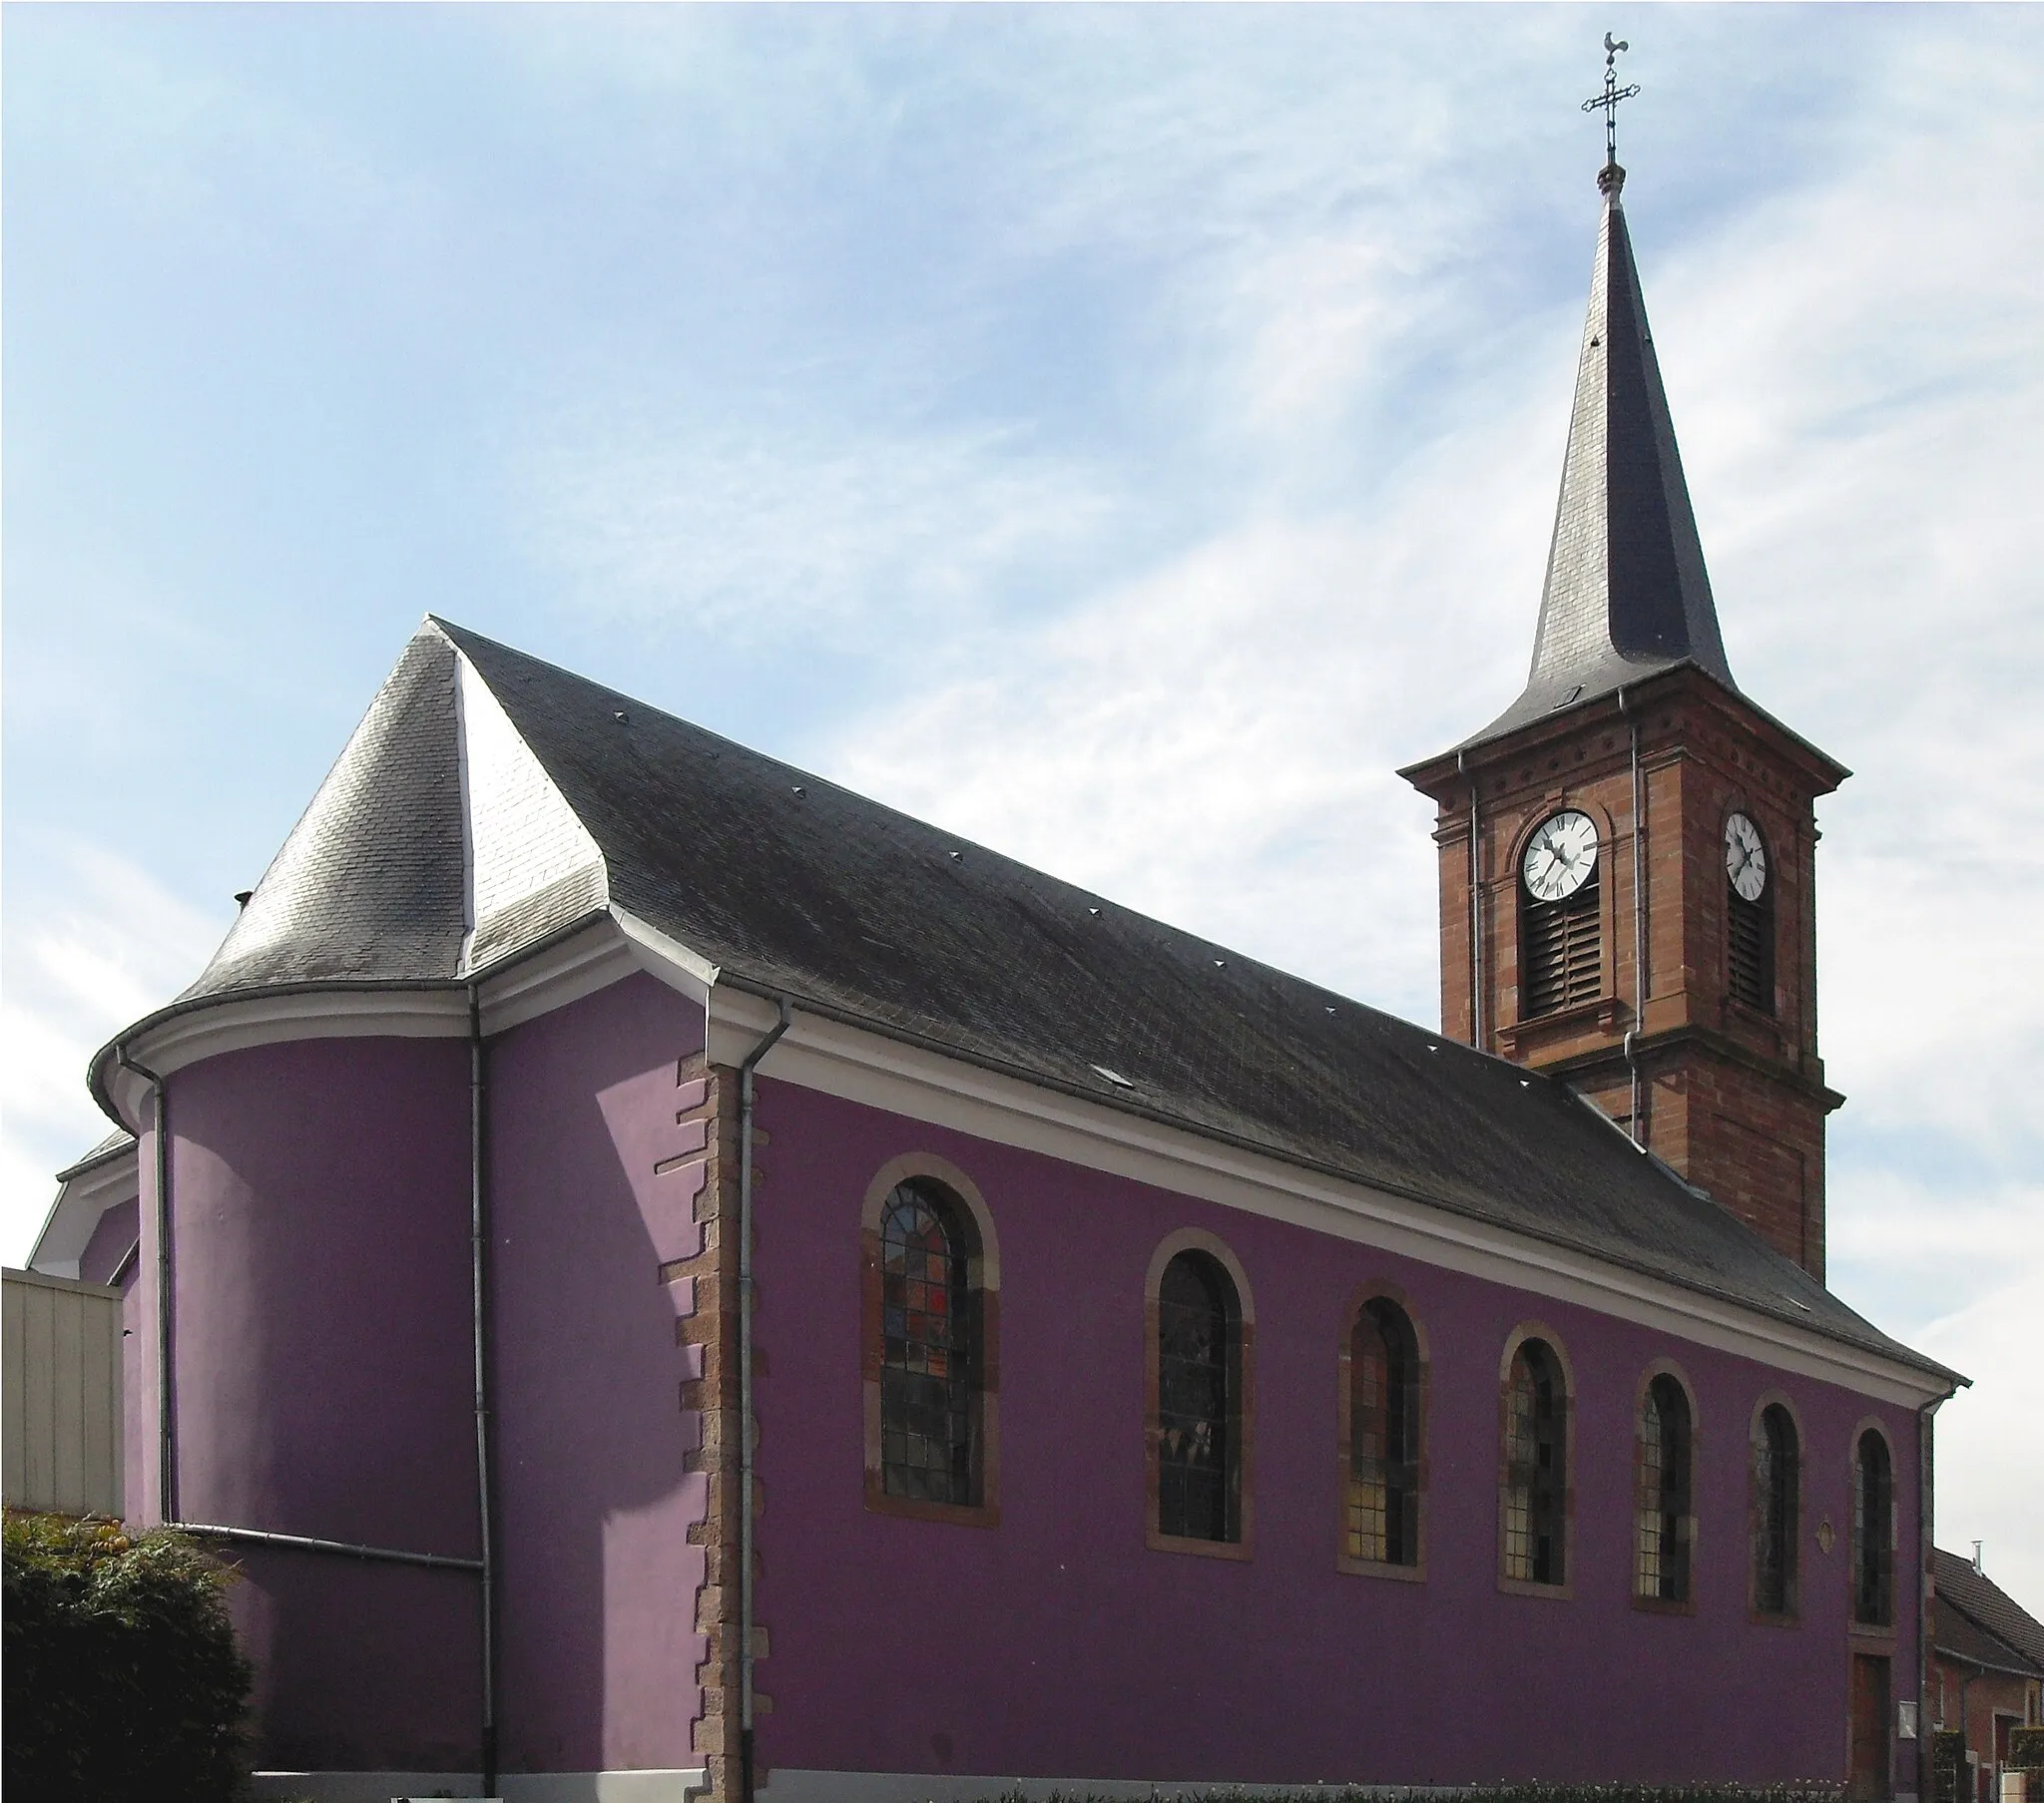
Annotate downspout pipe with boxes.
[1920,1386,1958,1803]
[115,1044,175,1524]
[1457,751,1482,1052]
[468,987,499,1799]
[738,997,792,1803]
[1619,687,1647,1148]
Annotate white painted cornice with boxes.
[95,917,652,1128]
[80,909,1949,1403]
[29,1143,141,1279]
[609,906,720,1008]
[700,985,1951,1407]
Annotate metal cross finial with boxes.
[1581,33,1641,169]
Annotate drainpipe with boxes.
[468,987,499,1799]
[1920,1387,1957,1803]
[738,998,792,1803]
[116,1044,175,1524]
[1619,688,1647,1148]
[1457,751,1482,1052]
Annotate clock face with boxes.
[1522,810,1599,903]
[1726,812,1768,902]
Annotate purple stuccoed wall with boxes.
[133,975,714,1780]
[486,973,710,1779]
[79,1194,139,1286]
[128,972,1921,1788]
[753,1081,1920,1790]
[153,1036,482,1774]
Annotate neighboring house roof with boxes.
[1935,1599,2043,1682]
[55,1129,136,1183]
[91,614,1950,1383]
[1935,1549,2044,1677]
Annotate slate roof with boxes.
[54,1129,137,1183]
[87,171,1946,1385]
[97,608,1948,1384]
[1459,165,1735,753]
[179,629,470,1001]
[1935,1549,2044,1676]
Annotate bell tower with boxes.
[1399,153,1846,1279]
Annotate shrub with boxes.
[3,1511,253,1803]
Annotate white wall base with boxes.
[248,1770,705,1803]
[757,1772,1463,1802]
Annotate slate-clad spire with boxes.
[1464,163,1734,747]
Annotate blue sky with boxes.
[6,5,2040,1603]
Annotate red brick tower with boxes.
[1399,161,1847,1279]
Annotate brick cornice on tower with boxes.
[1401,178,1848,1282]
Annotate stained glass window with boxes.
[1503,1339,1566,1584]
[1755,1404,1799,1615]
[1635,1374,1692,1601]
[878,1181,975,1506]
[1157,1251,1235,1543]
[1345,1299,1420,1566]
[1853,1429,1894,1627]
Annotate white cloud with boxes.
[514,417,1124,645]
[0,843,226,1263]
[814,16,2044,1608]
[5,0,2035,1608]
[1916,1265,2044,1617]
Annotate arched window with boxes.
[1341,1295,1423,1571]
[1501,1333,1570,1588]
[1852,1427,1895,1627]
[1158,1253,1232,1540]
[1726,810,1776,1013]
[1146,1231,1253,1556]
[878,1182,975,1504]
[861,1156,999,1525]
[1635,1371,1695,1604]
[1753,1401,1800,1618]
[1519,809,1602,1018]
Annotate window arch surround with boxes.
[1336,1282,1429,1581]
[1632,1359,1700,1613]
[1849,1416,1899,1635]
[860,1152,1001,1527]
[1748,1390,1805,1624]
[1144,1228,1256,1562]
[1497,1323,1576,1598]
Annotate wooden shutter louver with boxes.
[1728,887,1773,1012]
[1523,872,1601,1017]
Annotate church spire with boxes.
[1462,114,1735,749]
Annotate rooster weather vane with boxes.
[1582,34,1641,168]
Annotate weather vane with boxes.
[1581,34,1641,170]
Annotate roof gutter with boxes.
[1618,685,1648,1149]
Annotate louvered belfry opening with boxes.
[1522,870,1602,1017]
[1728,883,1774,1012]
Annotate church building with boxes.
[33,147,1960,1803]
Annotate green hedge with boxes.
[3,1512,253,1803]
[2009,1729,2044,1773]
